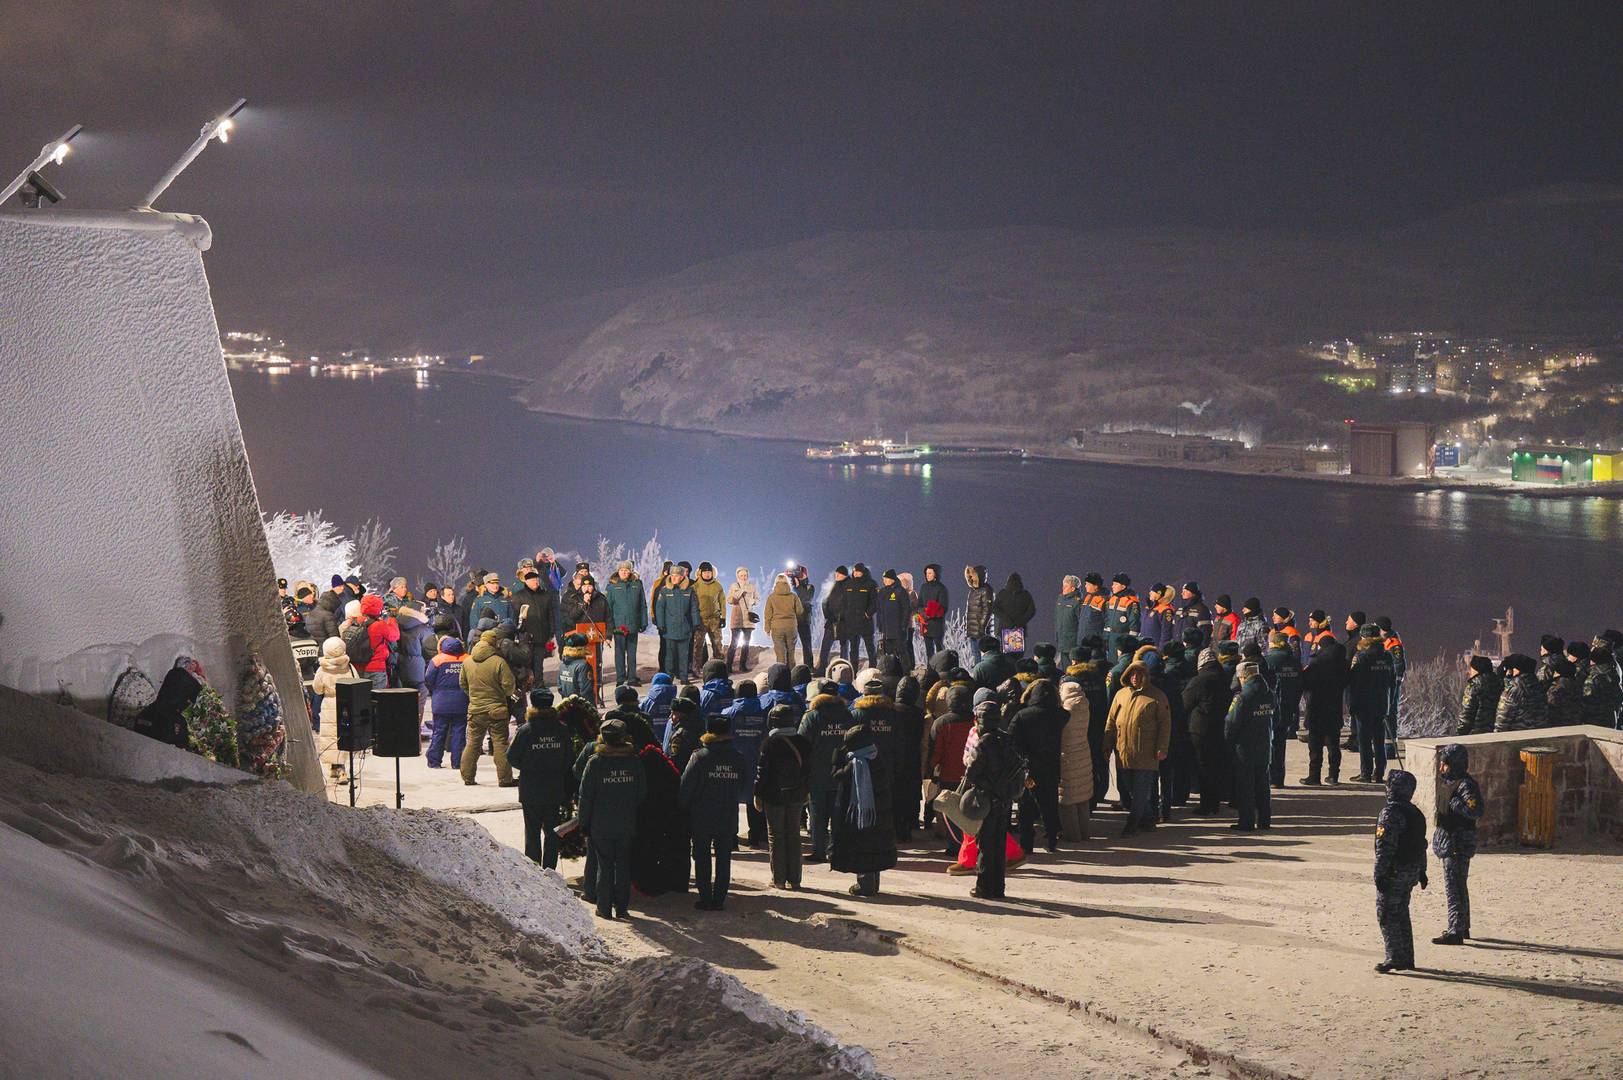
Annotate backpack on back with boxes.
[983,736,1029,802]
[344,621,374,670]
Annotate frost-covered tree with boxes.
[941,607,972,658]
[261,511,359,586]
[352,517,397,590]
[592,532,666,585]
[1398,653,1468,739]
[426,537,470,592]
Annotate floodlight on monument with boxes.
[1,124,83,207]
[138,98,247,210]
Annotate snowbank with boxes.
[0,209,318,792]
[0,686,877,1078]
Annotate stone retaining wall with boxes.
[1405,725,1623,845]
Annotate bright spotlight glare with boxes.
[52,144,69,165]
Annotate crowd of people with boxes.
[277,553,1623,960]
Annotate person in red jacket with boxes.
[359,593,400,687]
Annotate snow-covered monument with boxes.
[0,208,321,792]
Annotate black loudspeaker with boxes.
[371,688,422,757]
[335,677,374,751]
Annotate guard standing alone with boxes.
[1373,770,1429,973]
[1431,744,1484,945]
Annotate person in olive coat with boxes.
[577,718,647,919]
[831,725,897,896]
[680,715,745,910]
[508,688,576,869]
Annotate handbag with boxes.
[938,782,991,833]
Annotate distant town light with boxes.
[1,123,83,206]
[138,97,247,210]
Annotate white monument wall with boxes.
[0,209,320,792]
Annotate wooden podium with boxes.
[573,621,607,704]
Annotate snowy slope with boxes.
[0,688,878,1079]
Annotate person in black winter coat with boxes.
[891,675,927,841]
[963,566,995,665]
[508,689,576,869]
[680,715,745,910]
[664,695,704,773]
[754,704,812,888]
[831,725,897,896]
[916,564,950,661]
[1183,650,1235,814]
[839,564,879,668]
[1300,631,1349,784]
[1008,679,1067,852]
[817,567,850,675]
[631,735,689,896]
[305,588,342,649]
[799,682,855,863]
[964,692,1012,900]
[992,573,1037,652]
[875,569,915,665]
[1348,629,1396,782]
[512,568,560,676]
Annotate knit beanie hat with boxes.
[1215,594,1232,610]
[1112,573,1131,587]
[1243,597,1261,614]
[615,685,638,707]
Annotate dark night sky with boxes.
[4,2,1620,352]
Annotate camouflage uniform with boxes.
[1431,744,1484,940]
[1373,770,1427,970]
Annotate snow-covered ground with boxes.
[0,689,876,1079]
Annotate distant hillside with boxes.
[492,188,1623,446]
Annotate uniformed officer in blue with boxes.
[1373,769,1429,973]
[1431,743,1484,945]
